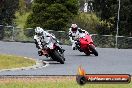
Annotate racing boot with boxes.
[38,49,43,56]
[73,47,76,50]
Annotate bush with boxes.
[25,0,79,31]
[72,12,100,34]
[96,20,114,35]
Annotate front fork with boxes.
[56,46,64,54]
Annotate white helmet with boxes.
[35,27,44,36]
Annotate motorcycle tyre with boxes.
[53,50,65,64]
[89,45,98,56]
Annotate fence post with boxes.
[0,25,4,40]
[12,26,15,41]
[116,0,121,48]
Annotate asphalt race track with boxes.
[0,41,132,75]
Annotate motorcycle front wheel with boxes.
[52,50,65,64]
[89,45,98,56]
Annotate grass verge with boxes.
[0,76,131,88]
[0,54,36,70]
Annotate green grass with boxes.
[0,77,131,88]
[0,54,36,69]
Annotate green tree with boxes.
[94,0,117,20]
[94,0,132,36]
[78,0,85,11]
[0,0,4,24]
[119,0,132,36]
[0,0,19,25]
[93,0,117,35]
[19,0,26,15]
[25,0,79,31]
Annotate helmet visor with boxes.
[37,32,43,36]
[72,28,77,32]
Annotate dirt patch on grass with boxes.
[0,76,76,83]
[0,76,131,84]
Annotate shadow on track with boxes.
[71,54,96,57]
[43,59,64,65]
[48,62,62,64]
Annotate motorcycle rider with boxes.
[34,27,65,56]
[69,24,89,50]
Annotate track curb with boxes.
[0,56,49,72]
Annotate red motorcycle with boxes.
[75,34,98,56]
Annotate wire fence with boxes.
[0,25,132,49]
[91,34,132,49]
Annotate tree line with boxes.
[0,0,19,25]
[0,0,132,36]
